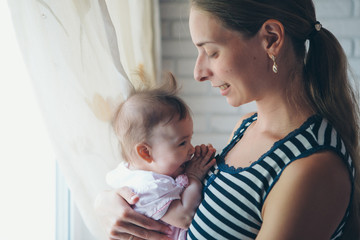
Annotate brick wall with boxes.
[160,0,360,151]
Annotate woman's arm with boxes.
[256,151,351,240]
[161,144,216,229]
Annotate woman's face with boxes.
[189,8,270,107]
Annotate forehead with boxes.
[189,8,242,47]
[189,8,225,43]
[151,116,193,141]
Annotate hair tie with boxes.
[307,21,322,40]
[314,21,322,32]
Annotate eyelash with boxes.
[208,52,217,58]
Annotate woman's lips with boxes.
[219,83,230,90]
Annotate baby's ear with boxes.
[135,143,153,163]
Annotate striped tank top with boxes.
[187,113,355,240]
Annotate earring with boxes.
[271,55,278,73]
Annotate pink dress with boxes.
[106,162,189,240]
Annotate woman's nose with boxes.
[194,55,211,82]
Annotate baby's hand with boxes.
[186,144,216,182]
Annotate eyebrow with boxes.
[179,134,191,141]
[177,132,193,142]
[196,41,215,47]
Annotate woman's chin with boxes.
[226,98,241,107]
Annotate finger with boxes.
[202,148,216,165]
[209,147,216,159]
[110,232,140,240]
[111,222,171,240]
[207,144,216,154]
[194,145,201,158]
[109,189,171,238]
[109,231,146,240]
[133,236,145,240]
[205,157,217,168]
[115,187,139,205]
[200,144,208,156]
[118,210,172,238]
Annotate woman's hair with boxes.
[190,0,360,238]
[112,73,191,163]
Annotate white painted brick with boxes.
[192,114,208,132]
[161,21,171,39]
[349,58,360,78]
[240,101,258,114]
[161,58,176,73]
[355,0,360,17]
[210,86,222,96]
[172,20,191,39]
[323,19,360,37]
[182,96,237,114]
[192,133,229,152]
[178,78,210,95]
[348,74,359,94]
[177,58,196,77]
[210,115,240,133]
[355,38,360,57]
[339,38,353,57]
[162,40,197,58]
[160,2,190,20]
[314,0,352,18]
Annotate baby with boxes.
[106,73,216,239]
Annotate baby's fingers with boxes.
[193,145,202,158]
[205,157,217,169]
[193,144,207,160]
[200,144,208,156]
[203,146,216,161]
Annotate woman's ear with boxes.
[260,19,285,58]
[135,143,153,163]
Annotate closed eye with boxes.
[209,52,218,58]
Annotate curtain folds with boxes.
[7,0,161,238]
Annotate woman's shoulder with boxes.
[237,112,257,125]
[283,151,351,187]
[261,151,351,238]
[276,135,352,202]
[277,150,351,208]
[227,112,257,143]
[233,112,256,132]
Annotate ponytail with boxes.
[305,26,360,239]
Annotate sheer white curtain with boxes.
[7,0,161,239]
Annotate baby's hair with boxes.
[112,72,192,162]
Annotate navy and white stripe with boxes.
[187,113,354,240]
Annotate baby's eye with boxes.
[179,141,186,146]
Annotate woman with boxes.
[95,0,360,239]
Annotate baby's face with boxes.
[148,116,195,178]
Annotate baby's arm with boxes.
[161,144,216,229]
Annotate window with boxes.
[56,170,96,240]
[0,2,56,239]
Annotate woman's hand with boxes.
[94,187,172,240]
[186,144,216,182]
